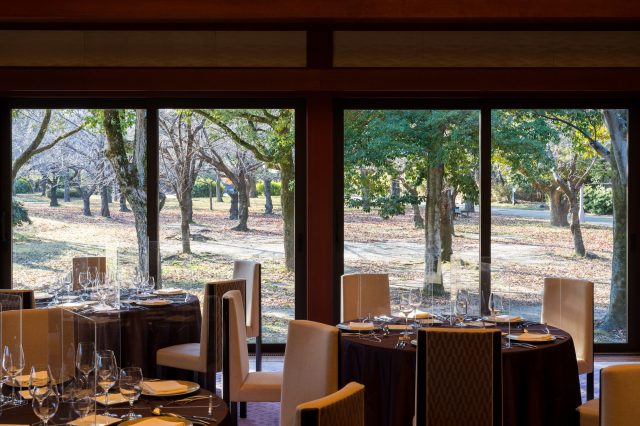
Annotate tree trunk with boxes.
[281,162,295,272]
[81,191,92,216]
[112,181,118,202]
[233,171,249,231]
[186,191,194,223]
[548,188,570,227]
[361,169,371,211]
[439,188,453,262]
[49,175,59,207]
[391,179,400,197]
[180,201,192,254]
[424,165,444,295]
[100,186,111,218]
[264,178,273,214]
[119,194,130,212]
[249,175,258,198]
[567,192,586,256]
[63,171,71,202]
[412,204,424,229]
[40,177,47,196]
[208,182,213,210]
[216,172,223,202]
[229,191,239,220]
[463,198,475,212]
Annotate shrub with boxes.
[12,199,31,226]
[192,178,225,198]
[256,180,281,196]
[583,185,613,215]
[13,178,32,194]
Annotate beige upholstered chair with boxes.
[72,256,106,290]
[295,382,365,426]
[0,290,35,310]
[542,277,594,399]
[415,328,502,426]
[340,273,390,322]
[233,260,263,371]
[157,279,244,391]
[280,320,340,426]
[577,364,640,426]
[223,290,282,425]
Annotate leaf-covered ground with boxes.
[13,195,623,343]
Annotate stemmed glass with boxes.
[488,292,504,318]
[70,379,93,421]
[29,364,54,401]
[3,343,26,406]
[410,288,422,327]
[399,290,414,335]
[76,342,95,383]
[96,350,118,417]
[119,367,143,420]
[454,290,469,327]
[32,390,59,426]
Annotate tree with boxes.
[196,109,296,271]
[102,109,150,274]
[159,110,206,254]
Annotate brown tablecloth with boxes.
[340,323,581,426]
[0,388,228,425]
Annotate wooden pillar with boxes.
[306,94,334,325]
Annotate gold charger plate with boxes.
[120,416,192,426]
[141,380,200,397]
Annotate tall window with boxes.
[11,109,148,288]
[491,109,629,343]
[343,109,480,313]
[158,108,296,343]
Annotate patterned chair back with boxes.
[0,290,34,311]
[415,328,502,426]
[296,382,365,426]
[340,273,390,322]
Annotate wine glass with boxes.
[61,272,73,294]
[29,364,53,401]
[32,390,59,426]
[119,367,143,419]
[454,290,469,327]
[488,292,503,318]
[399,290,414,335]
[96,350,118,417]
[3,344,25,406]
[76,342,95,382]
[70,379,93,420]
[410,288,422,327]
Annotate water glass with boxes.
[488,292,504,317]
[32,390,59,426]
[96,350,118,417]
[3,344,25,406]
[28,364,53,401]
[454,290,469,326]
[119,367,143,419]
[76,341,95,381]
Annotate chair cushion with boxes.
[577,398,599,426]
[157,343,205,373]
[237,371,283,402]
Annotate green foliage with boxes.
[11,199,31,226]
[13,178,32,194]
[192,178,225,198]
[256,180,282,196]
[583,185,613,215]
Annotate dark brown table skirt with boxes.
[340,324,581,426]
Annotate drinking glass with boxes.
[119,367,143,419]
[145,276,156,296]
[76,342,95,382]
[61,272,73,294]
[32,390,59,426]
[400,290,414,335]
[70,380,93,420]
[488,292,504,318]
[410,288,422,327]
[454,290,469,326]
[3,344,25,405]
[29,364,53,401]
[96,350,118,417]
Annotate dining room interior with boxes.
[0,1,639,425]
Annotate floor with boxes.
[218,355,640,425]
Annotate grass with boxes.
[12,193,625,344]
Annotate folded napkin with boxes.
[485,315,522,322]
[155,288,184,295]
[56,301,87,310]
[34,292,52,299]
[13,370,48,387]
[141,380,189,395]
[19,389,32,400]
[69,414,122,426]
[140,298,171,306]
[387,324,411,331]
[347,322,374,331]
[94,392,128,406]
[133,419,184,426]
[409,310,432,319]
[515,332,554,341]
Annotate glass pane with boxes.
[343,109,480,319]
[11,109,149,292]
[491,109,628,343]
[158,108,296,344]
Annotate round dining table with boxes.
[37,294,202,377]
[340,321,581,426]
[0,388,229,425]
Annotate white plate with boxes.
[337,323,380,331]
[410,339,417,346]
[34,292,53,300]
[55,301,88,310]
[507,333,556,343]
[154,288,185,296]
[139,298,173,307]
